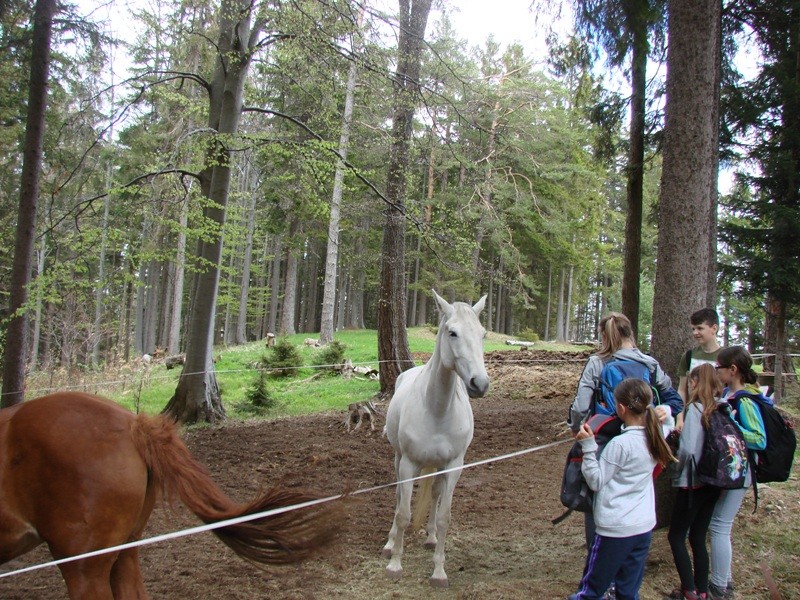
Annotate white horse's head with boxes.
[432,290,490,398]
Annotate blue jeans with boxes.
[709,486,747,588]
[572,531,652,600]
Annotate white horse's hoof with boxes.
[381,547,393,559]
[423,540,437,550]
[386,566,403,581]
[429,575,449,588]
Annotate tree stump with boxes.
[165,354,186,370]
[344,401,381,432]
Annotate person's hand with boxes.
[576,422,594,441]
[655,405,669,423]
[675,411,684,433]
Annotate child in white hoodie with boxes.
[568,379,676,600]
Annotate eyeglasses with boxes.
[715,365,730,370]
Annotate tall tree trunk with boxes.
[236,169,257,344]
[167,194,188,354]
[143,257,161,353]
[764,295,795,399]
[556,268,566,343]
[471,97,502,273]
[565,264,574,341]
[268,235,283,334]
[320,7,364,344]
[280,221,301,335]
[29,195,50,373]
[1,0,58,406]
[706,17,722,308]
[651,0,720,380]
[377,0,433,394]
[620,8,648,338]
[545,262,552,340]
[165,0,259,423]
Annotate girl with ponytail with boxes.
[666,364,725,600]
[567,379,676,600]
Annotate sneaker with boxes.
[605,583,616,600]
[708,582,731,600]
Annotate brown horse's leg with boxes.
[57,555,117,600]
[110,484,155,600]
[110,548,149,600]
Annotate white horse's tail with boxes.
[412,467,436,530]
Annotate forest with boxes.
[0,0,798,420]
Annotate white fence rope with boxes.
[0,437,570,580]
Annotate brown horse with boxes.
[0,392,342,599]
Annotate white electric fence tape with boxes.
[0,438,569,580]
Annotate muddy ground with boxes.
[2,350,794,599]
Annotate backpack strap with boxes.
[684,348,694,375]
[749,448,759,513]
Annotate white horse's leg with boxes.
[384,456,415,580]
[429,462,463,588]
[381,453,402,559]
[423,473,443,549]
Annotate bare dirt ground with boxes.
[2,350,796,599]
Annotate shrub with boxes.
[314,339,347,373]
[517,328,539,342]
[261,337,303,377]
[245,371,275,411]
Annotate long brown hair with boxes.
[688,363,722,427]
[597,312,636,359]
[614,379,676,468]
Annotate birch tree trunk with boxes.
[320,7,364,344]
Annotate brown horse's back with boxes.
[0,392,152,564]
[0,391,343,598]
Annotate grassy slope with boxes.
[33,328,584,419]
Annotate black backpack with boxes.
[733,391,797,484]
[552,414,622,524]
[695,403,748,489]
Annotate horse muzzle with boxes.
[466,375,490,398]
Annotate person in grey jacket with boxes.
[665,364,725,600]
[568,312,684,433]
[567,312,684,553]
[567,379,676,600]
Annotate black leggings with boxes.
[667,486,721,594]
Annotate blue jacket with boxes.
[725,387,768,452]
[569,348,684,432]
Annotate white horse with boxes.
[381,290,489,588]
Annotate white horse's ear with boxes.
[432,289,453,318]
[472,295,487,315]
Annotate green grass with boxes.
[24,328,592,421]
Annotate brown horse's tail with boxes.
[130,413,344,565]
